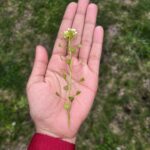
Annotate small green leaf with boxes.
[56,92,60,97]
[63,73,67,80]
[70,47,76,53]
[76,90,81,96]
[64,102,71,110]
[79,77,85,82]
[68,96,74,101]
[64,85,69,91]
[66,59,71,65]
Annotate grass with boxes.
[0,0,150,149]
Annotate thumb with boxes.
[28,45,48,87]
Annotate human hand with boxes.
[26,0,104,144]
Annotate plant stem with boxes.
[67,37,73,126]
[67,109,70,127]
[68,37,73,95]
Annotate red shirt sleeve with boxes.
[27,133,75,150]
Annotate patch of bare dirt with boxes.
[109,119,122,135]
[0,89,15,101]
[108,24,120,40]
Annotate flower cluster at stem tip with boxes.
[63,28,77,39]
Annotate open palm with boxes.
[26,0,103,143]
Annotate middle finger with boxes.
[71,0,90,57]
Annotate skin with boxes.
[26,0,104,144]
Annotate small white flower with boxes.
[12,122,16,126]
[116,147,121,150]
[63,28,77,39]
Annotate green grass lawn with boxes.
[0,0,150,149]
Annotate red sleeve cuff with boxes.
[27,133,75,150]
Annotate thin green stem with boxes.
[67,109,70,127]
[66,37,73,127]
[68,37,72,97]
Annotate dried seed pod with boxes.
[68,96,74,102]
[76,90,81,96]
[79,77,85,82]
[56,92,60,97]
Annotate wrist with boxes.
[36,128,76,144]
